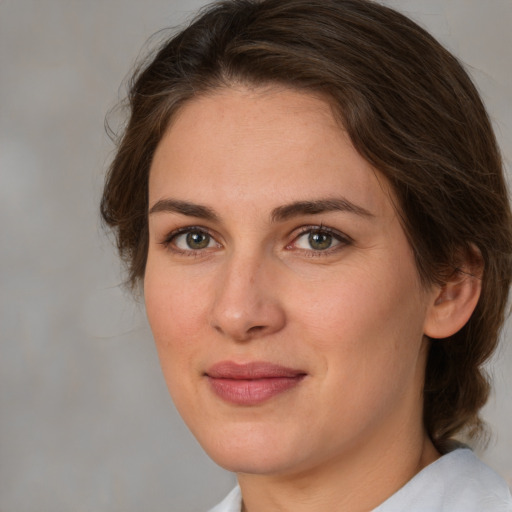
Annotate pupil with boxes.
[309,231,332,250]
[186,231,210,249]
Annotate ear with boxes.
[424,249,483,339]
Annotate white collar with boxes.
[208,448,512,512]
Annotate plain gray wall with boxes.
[1,1,510,511]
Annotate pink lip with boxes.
[205,361,307,405]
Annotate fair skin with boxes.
[144,86,480,511]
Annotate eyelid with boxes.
[160,225,222,254]
[286,225,353,252]
[158,224,352,256]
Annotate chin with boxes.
[210,447,301,476]
[195,421,305,476]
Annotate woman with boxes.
[101,0,512,510]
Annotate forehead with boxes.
[149,86,393,217]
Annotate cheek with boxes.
[297,267,427,419]
[144,261,211,354]
[144,263,211,410]
[290,256,427,367]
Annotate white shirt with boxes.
[208,448,512,511]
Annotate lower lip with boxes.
[207,376,305,405]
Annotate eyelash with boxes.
[159,225,352,257]
[160,226,220,257]
[287,225,353,256]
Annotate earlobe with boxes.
[424,260,483,340]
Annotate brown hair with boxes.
[101,0,512,449]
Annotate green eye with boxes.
[308,231,333,250]
[292,227,348,253]
[169,229,215,251]
[185,231,211,249]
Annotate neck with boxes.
[238,422,439,512]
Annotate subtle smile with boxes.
[205,361,307,405]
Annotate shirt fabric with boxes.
[207,448,512,511]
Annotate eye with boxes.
[303,231,336,251]
[179,231,212,250]
[164,227,220,253]
[290,227,350,252]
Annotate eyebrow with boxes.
[149,198,219,221]
[148,197,373,222]
[270,198,374,222]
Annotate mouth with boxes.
[205,361,307,406]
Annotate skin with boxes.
[145,86,456,511]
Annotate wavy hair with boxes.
[101,0,512,449]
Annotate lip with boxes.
[205,361,307,405]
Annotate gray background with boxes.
[1,1,511,511]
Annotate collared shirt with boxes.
[208,448,512,512]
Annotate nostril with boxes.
[213,322,267,340]
[247,325,265,334]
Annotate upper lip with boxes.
[205,361,306,379]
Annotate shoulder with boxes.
[374,448,512,512]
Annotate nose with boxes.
[210,252,286,342]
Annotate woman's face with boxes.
[145,86,439,476]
